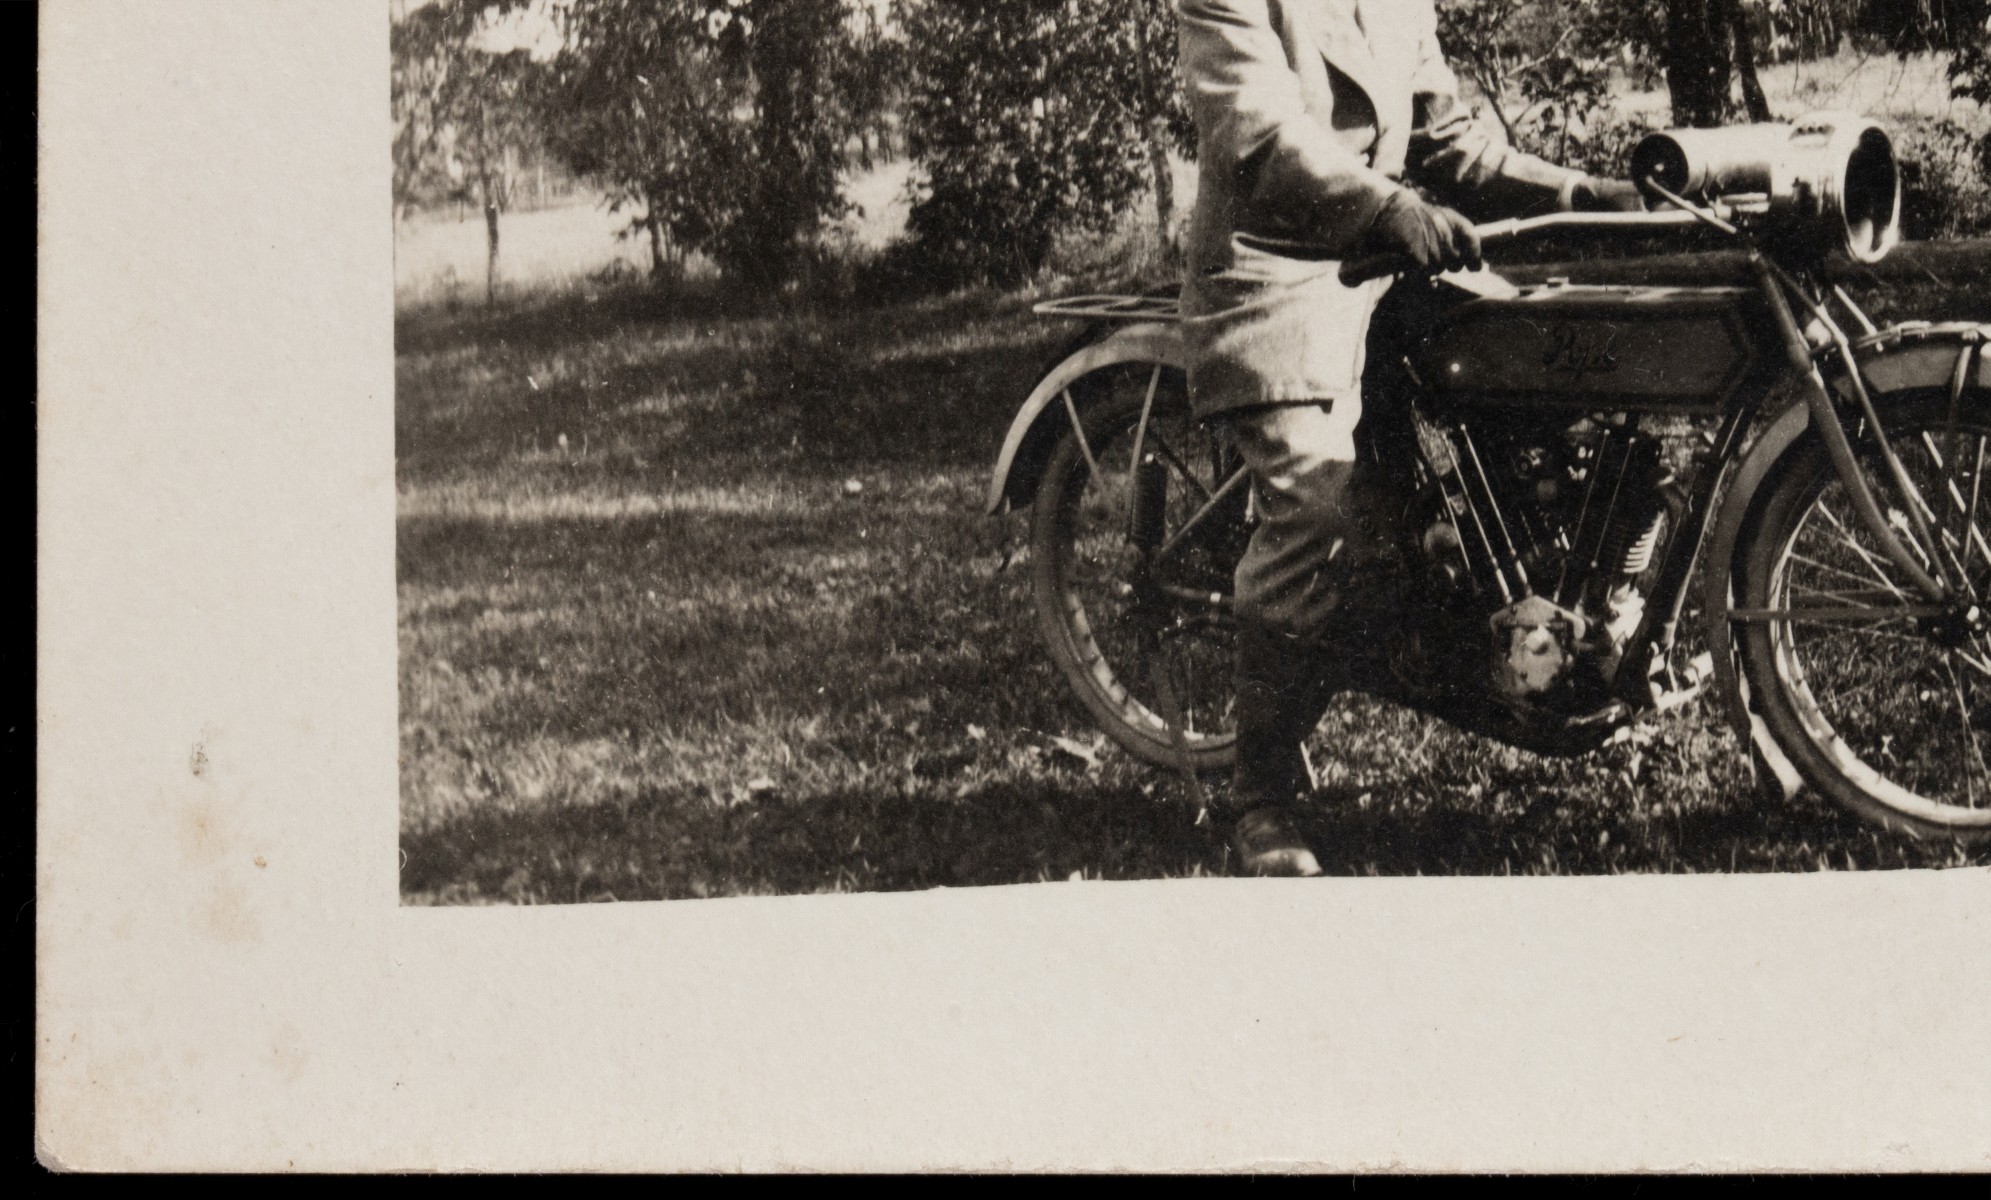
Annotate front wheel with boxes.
[1736,389,1991,843]
[1029,359,1249,772]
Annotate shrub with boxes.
[1895,117,1991,240]
[892,0,1188,288]
[1513,106,1662,181]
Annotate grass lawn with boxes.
[397,235,1991,903]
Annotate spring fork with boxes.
[1750,253,1951,599]
[1942,338,1984,585]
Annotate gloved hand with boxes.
[1569,176,1646,213]
[1359,190,1482,275]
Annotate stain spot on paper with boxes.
[179,800,229,865]
[205,881,260,944]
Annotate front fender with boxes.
[1701,401,1812,799]
[1701,320,1989,797]
[985,321,1185,516]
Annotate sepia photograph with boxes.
[394,0,1991,903]
[37,0,1991,1171]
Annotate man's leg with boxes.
[1222,401,1394,876]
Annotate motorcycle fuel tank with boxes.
[1414,282,1769,413]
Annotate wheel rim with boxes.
[1764,417,1991,827]
[1047,364,1244,752]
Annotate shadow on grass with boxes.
[398,495,1043,745]
[396,284,1076,491]
[400,754,1958,904]
[401,779,1228,904]
[1287,779,1900,876]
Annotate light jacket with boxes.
[1178,0,1588,416]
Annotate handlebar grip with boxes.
[1337,216,1533,285]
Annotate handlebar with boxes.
[1335,207,1717,286]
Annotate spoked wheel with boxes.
[1737,390,1991,842]
[1030,359,1250,771]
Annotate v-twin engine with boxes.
[1405,409,1679,719]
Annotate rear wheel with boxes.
[1029,359,1249,772]
[1736,390,1991,843]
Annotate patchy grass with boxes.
[398,247,1991,904]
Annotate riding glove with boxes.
[1360,189,1483,274]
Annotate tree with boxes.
[1664,0,1773,127]
[391,4,455,224]
[1760,0,1845,62]
[542,0,891,289]
[1439,0,1564,143]
[893,0,1191,285]
[1860,0,1989,49]
[391,0,546,304]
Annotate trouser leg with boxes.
[1223,402,1395,812]
[1229,621,1328,808]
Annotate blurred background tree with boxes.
[891,0,1191,286]
[393,0,1991,298]
[392,0,547,303]
[542,0,892,289]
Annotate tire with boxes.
[1028,358,1247,772]
[1735,388,1991,843]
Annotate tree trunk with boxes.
[1665,0,1734,128]
[1145,118,1174,247]
[483,186,501,306]
[645,209,669,280]
[1721,0,1773,122]
[1474,64,1516,144]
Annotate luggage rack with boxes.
[1031,293,1181,322]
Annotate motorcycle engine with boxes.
[1408,411,1675,711]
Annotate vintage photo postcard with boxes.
[38,0,1991,1172]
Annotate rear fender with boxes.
[1701,321,1989,798]
[985,322,1185,516]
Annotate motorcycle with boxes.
[987,111,1991,844]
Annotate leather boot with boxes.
[1227,623,1327,877]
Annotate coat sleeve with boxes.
[1403,2,1585,220]
[1177,0,1404,260]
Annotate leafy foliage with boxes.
[392,0,548,302]
[891,0,1191,286]
[392,2,544,213]
[1437,1,1624,162]
[1858,0,1990,49]
[1943,4,1991,107]
[541,0,892,288]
